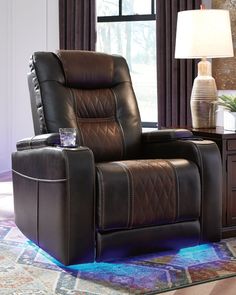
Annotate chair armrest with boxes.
[12,146,95,265]
[142,128,193,143]
[141,139,222,242]
[16,133,60,151]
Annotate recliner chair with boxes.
[12,50,222,266]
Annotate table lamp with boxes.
[175,8,234,128]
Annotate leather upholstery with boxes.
[12,50,222,265]
[97,221,201,261]
[16,133,60,151]
[29,50,142,162]
[97,159,200,231]
[142,128,193,143]
[141,138,223,242]
[12,147,95,265]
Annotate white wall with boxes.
[0,1,11,174]
[0,0,59,174]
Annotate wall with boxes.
[0,0,59,174]
[212,0,236,90]
[194,0,236,127]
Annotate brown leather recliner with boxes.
[12,50,222,266]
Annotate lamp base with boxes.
[190,59,217,129]
[191,97,217,128]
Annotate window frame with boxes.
[97,0,156,23]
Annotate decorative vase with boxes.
[224,110,236,131]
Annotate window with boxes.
[96,0,157,126]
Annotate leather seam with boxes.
[77,117,116,122]
[111,88,126,159]
[96,167,106,230]
[36,180,39,245]
[30,58,48,134]
[38,79,61,84]
[164,160,179,222]
[12,169,67,182]
[63,151,71,265]
[179,140,204,240]
[72,88,84,145]
[115,162,133,229]
[191,143,205,241]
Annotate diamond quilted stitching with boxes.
[73,88,115,118]
[71,87,124,161]
[79,121,124,161]
[122,160,177,227]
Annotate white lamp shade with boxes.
[175,9,234,59]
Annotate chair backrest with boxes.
[28,50,142,162]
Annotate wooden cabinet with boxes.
[227,155,236,226]
[192,128,236,238]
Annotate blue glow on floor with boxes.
[27,239,217,271]
[179,243,212,254]
[2,223,235,294]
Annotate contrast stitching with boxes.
[96,166,105,229]
[164,160,179,222]
[115,162,132,228]
[12,169,67,182]
[63,151,72,265]
[36,180,39,245]
[111,88,126,159]
[71,88,84,146]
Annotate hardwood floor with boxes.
[1,171,236,294]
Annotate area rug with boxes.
[1,220,236,295]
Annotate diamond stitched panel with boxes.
[79,121,124,161]
[73,88,115,118]
[72,88,124,161]
[121,160,177,227]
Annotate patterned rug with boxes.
[2,220,236,295]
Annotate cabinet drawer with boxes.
[227,139,236,151]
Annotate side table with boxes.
[192,127,236,238]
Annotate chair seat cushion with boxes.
[96,159,201,231]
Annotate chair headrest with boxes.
[57,50,115,89]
